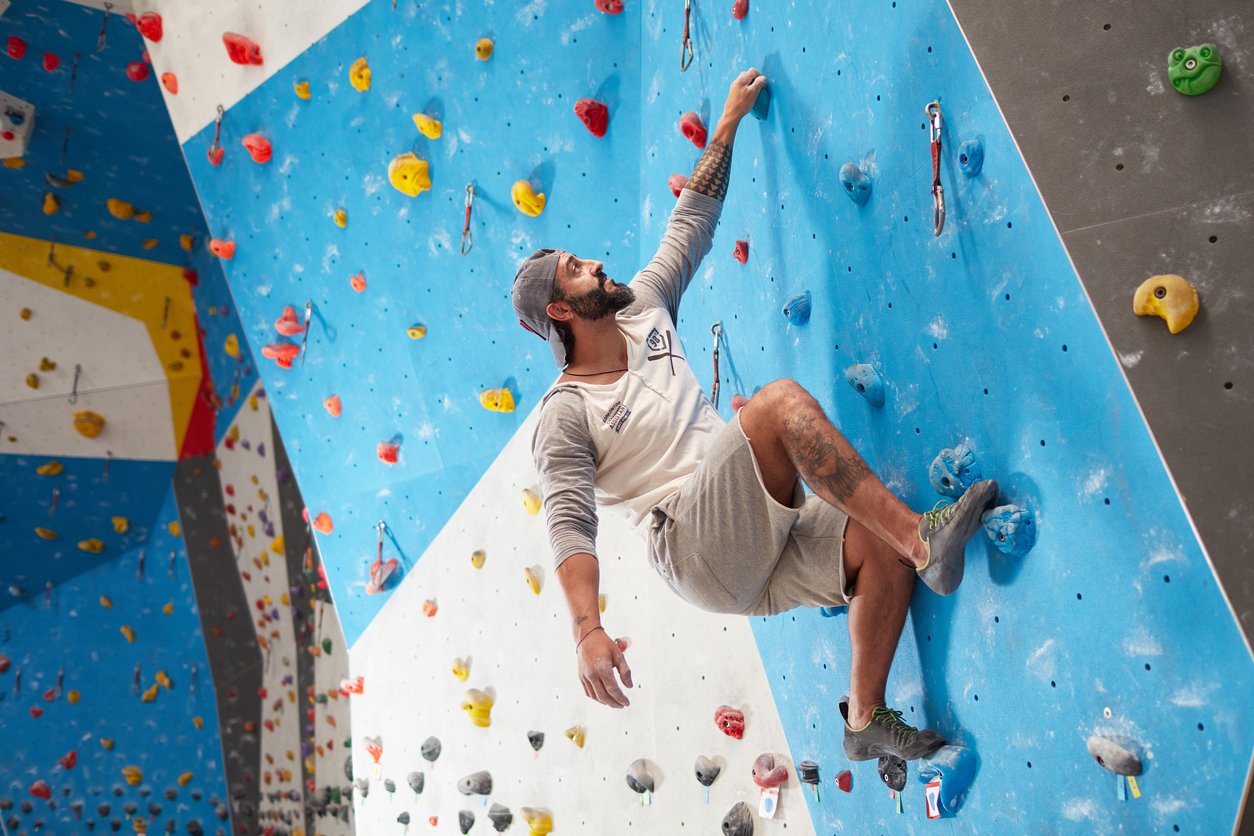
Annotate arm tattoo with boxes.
[573,615,590,628]
[781,415,873,505]
[687,139,732,201]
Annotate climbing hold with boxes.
[599,592,607,612]
[333,208,348,227]
[28,781,51,800]
[838,162,872,205]
[1086,735,1142,776]
[981,504,1036,556]
[37,461,63,476]
[520,807,552,836]
[412,113,442,139]
[20,308,32,320]
[312,512,333,534]
[73,410,106,438]
[751,753,788,788]
[7,36,28,60]
[917,745,976,814]
[797,759,820,789]
[122,766,143,786]
[452,658,470,681]
[782,290,812,325]
[626,759,654,795]
[845,363,885,407]
[241,134,272,164]
[574,98,609,137]
[694,755,721,786]
[134,12,163,41]
[680,111,707,148]
[523,566,543,595]
[59,751,77,773]
[223,33,263,65]
[522,488,542,515]
[406,322,428,340]
[462,689,494,727]
[407,771,424,795]
[388,153,431,197]
[79,538,105,553]
[397,812,411,827]
[714,705,745,739]
[209,238,235,259]
[260,343,300,369]
[458,771,493,796]
[470,549,487,569]
[877,755,906,791]
[101,595,113,608]
[107,198,136,219]
[475,38,494,60]
[480,388,516,412]
[564,725,586,748]
[835,769,852,792]
[750,85,771,120]
[362,735,383,765]
[223,333,241,358]
[112,516,128,533]
[669,173,689,196]
[488,803,513,832]
[67,689,80,704]
[421,736,442,763]
[733,239,749,263]
[125,61,150,82]
[42,193,60,215]
[958,138,984,176]
[596,0,624,12]
[458,811,475,835]
[35,528,58,540]
[155,670,172,689]
[162,603,172,615]
[721,801,754,836]
[161,73,178,94]
[141,682,159,702]
[350,272,367,292]
[366,555,398,594]
[120,625,135,643]
[25,373,38,389]
[422,599,439,617]
[1133,274,1199,334]
[0,654,10,672]
[929,442,982,498]
[1168,44,1222,96]
[293,80,311,101]
[732,0,749,19]
[528,731,545,751]
[274,306,305,336]
[349,57,371,92]
[511,180,546,217]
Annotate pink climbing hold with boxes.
[732,0,749,19]
[7,36,27,61]
[595,0,624,13]
[680,111,707,149]
[223,32,264,65]
[275,306,304,336]
[134,12,164,42]
[751,753,789,789]
[43,53,60,72]
[377,442,400,464]
[126,61,150,82]
[261,343,300,369]
[574,98,609,138]
[242,134,273,164]
[733,240,748,264]
[668,173,688,197]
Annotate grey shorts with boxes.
[646,411,852,616]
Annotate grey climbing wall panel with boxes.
[944,0,1254,828]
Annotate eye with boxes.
[1171,48,1186,63]
[1199,46,1212,59]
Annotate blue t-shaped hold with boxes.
[751,85,771,121]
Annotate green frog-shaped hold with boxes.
[1168,43,1222,96]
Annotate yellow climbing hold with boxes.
[99,596,113,608]
[73,410,106,438]
[521,488,542,516]
[349,57,371,92]
[407,324,427,340]
[25,373,39,389]
[35,528,58,540]
[43,193,60,215]
[3,157,26,169]
[524,566,541,595]
[564,725,586,748]
[270,535,285,554]
[193,716,204,730]
[100,738,115,750]
[67,689,80,704]
[480,388,516,413]
[78,538,105,554]
[39,357,56,371]
[162,602,173,615]
[20,308,32,320]
[249,393,259,412]
[224,333,241,358]
[112,516,129,534]
[475,38,494,61]
[511,180,546,217]
[333,208,348,228]
[412,113,443,139]
[122,766,143,786]
[294,80,311,100]
[180,234,194,251]
[156,671,172,689]
[598,593,607,613]
[520,808,553,836]
[1134,274,1200,334]
[120,625,135,643]
[36,461,62,476]
[141,683,159,702]
[177,772,193,787]
[451,658,470,681]
[461,688,494,728]
[168,521,181,537]
[66,169,83,183]
[470,549,487,570]
[388,152,431,197]
[107,199,136,219]
[135,211,153,223]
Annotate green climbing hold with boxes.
[322,638,333,654]
[1168,43,1222,96]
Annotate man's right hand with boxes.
[576,628,634,708]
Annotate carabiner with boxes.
[680,0,695,72]
[709,321,723,409]
[926,101,945,237]
[460,183,475,256]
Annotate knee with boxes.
[755,378,815,414]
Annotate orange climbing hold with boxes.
[242,134,273,164]
[323,395,342,417]
[261,343,300,369]
[73,410,106,438]
[209,238,235,259]
[223,33,263,65]
[161,73,178,94]
[274,306,305,336]
[120,625,135,642]
[312,512,333,534]
[422,599,438,617]
[350,273,367,292]
[596,0,624,13]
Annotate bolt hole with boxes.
[1154,286,1167,299]
[1062,94,1071,102]
[1223,381,1234,390]
[1116,163,1125,171]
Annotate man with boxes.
[510,68,998,762]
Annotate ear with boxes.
[546,300,574,323]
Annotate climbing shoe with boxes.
[915,479,999,595]
[840,697,945,762]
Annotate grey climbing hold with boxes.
[929,442,982,498]
[797,759,820,787]
[878,755,907,791]
[1086,735,1143,776]
[488,802,513,832]
[721,801,754,836]
[458,809,475,834]
[527,730,545,751]
[421,736,442,763]
[626,758,654,794]
[383,778,396,795]
[982,504,1036,556]
[958,138,984,176]
[844,363,885,407]
[838,162,873,206]
[458,770,493,796]
[397,812,411,826]
[694,755,721,787]
[406,771,424,795]
[354,778,369,799]
[782,290,812,325]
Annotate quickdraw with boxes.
[926,100,945,237]
[680,0,694,72]
[96,2,113,52]
[208,104,225,163]
[300,300,313,363]
[709,321,722,409]
[460,183,475,256]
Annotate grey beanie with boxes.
[512,248,567,369]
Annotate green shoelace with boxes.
[872,705,919,736]
[922,499,959,533]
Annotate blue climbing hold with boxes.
[958,138,984,177]
[818,606,846,618]
[928,443,982,498]
[782,290,811,325]
[917,745,977,815]
[844,363,885,407]
[982,504,1036,556]
[751,85,772,121]
[838,162,872,206]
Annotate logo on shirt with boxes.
[646,328,681,376]
[646,327,664,351]
[601,400,632,433]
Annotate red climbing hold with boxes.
[29,780,51,800]
[595,0,624,14]
[0,653,10,673]
[43,53,60,72]
[714,705,745,739]
[261,343,300,369]
[732,0,749,19]
[835,769,852,792]
[59,750,78,770]
[377,442,399,465]
[223,33,264,66]
[733,240,748,263]
[367,557,399,595]
[680,111,707,149]
[29,706,43,719]
[162,73,179,94]
[126,61,150,82]
[42,687,56,702]
[135,12,164,42]
[209,239,236,259]
[207,145,225,166]
[7,36,27,60]
[751,753,789,789]
[731,393,748,413]
[274,306,305,336]
[242,134,273,164]
[668,174,688,197]
[574,98,609,138]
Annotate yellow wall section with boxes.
[0,232,203,457]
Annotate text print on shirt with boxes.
[601,400,633,432]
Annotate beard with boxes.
[564,274,635,320]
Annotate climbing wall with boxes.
[134,0,1253,833]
